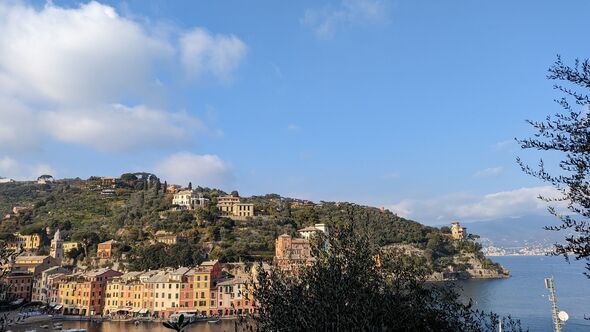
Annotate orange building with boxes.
[274,234,314,272]
[3,271,33,302]
[97,240,118,259]
[191,260,222,316]
[58,268,122,316]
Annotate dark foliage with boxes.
[246,226,525,332]
[517,55,590,277]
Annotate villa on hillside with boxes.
[217,196,254,218]
[172,190,210,210]
[450,221,467,240]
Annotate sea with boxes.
[7,256,590,332]
[459,255,590,331]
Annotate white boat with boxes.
[39,325,49,329]
[207,318,220,324]
[63,329,86,332]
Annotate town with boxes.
[0,174,489,325]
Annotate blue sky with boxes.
[0,0,589,224]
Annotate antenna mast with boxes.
[544,276,561,332]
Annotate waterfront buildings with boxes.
[2,259,255,319]
[58,268,123,316]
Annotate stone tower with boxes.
[50,229,64,264]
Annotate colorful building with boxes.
[58,268,122,316]
[97,240,118,259]
[3,271,33,302]
[274,234,314,272]
[451,221,467,240]
[9,233,41,250]
[217,196,254,218]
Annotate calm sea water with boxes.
[459,256,590,332]
[8,256,590,331]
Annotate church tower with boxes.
[50,229,64,265]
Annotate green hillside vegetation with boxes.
[0,176,491,274]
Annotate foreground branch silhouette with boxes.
[241,226,525,331]
[518,55,590,277]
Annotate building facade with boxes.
[217,196,254,218]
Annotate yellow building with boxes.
[217,196,254,218]
[64,242,80,253]
[155,231,182,245]
[10,233,41,250]
[450,221,467,240]
[231,203,254,217]
[191,261,222,315]
[12,255,57,275]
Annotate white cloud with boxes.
[0,156,55,181]
[0,1,173,105]
[180,28,247,81]
[154,152,234,188]
[302,0,387,38]
[40,104,206,152]
[0,1,245,154]
[287,124,301,131]
[474,166,503,178]
[0,96,40,151]
[388,186,563,224]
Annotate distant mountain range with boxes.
[452,215,568,248]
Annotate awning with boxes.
[54,304,63,310]
[139,309,148,314]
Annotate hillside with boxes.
[0,176,504,278]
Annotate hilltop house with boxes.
[172,190,209,210]
[217,196,254,218]
[451,221,467,240]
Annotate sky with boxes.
[1,0,589,225]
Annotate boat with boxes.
[39,325,49,329]
[207,318,221,324]
[63,329,86,332]
[134,320,140,326]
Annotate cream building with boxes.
[173,191,209,210]
[217,196,254,218]
[10,233,41,250]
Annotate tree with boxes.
[247,226,525,331]
[120,173,138,183]
[163,314,191,332]
[517,55,590,277]
[231,190,239,197]
[188,182,192,190]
